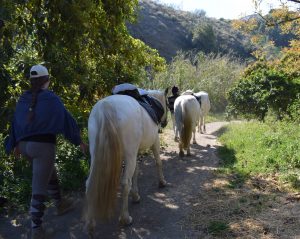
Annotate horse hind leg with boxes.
[130,161,140,203]
[85,219,95,239]
[119,153,138,226]
[203,116,207,133]
[192,127,197,144]
[171,113,179,141]
[186,143,191,156]
[152,137,167,188]
[179,140,185,158]
[200,116,204,134]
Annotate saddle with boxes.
[194,95,201,106]
[112,84,164,125]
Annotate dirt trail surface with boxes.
[2,121,300,239]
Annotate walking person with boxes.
[4,64,88,239]
[167,86,180,141]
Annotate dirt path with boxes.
[2,121,300,239]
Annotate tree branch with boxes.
[287,0,300,4]
[255,11,300,27]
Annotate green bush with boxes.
[287,93,300,123]
[0,134,32,211]
[55,135,89,191]
[227,60,300,121]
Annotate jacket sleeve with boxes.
[4,121,16,155]
[63,109,82,146]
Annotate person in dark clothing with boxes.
[4,64,88,239]
[167,86,180,141]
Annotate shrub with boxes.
[227,60,299,120]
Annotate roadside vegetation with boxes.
[218,120,300,189]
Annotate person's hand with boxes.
[13,145,21,159]
[79,142,88,155]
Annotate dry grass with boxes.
[183,173,300,239]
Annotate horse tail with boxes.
[181,103,193,149]
[85,101,123,222]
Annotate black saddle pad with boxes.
[193,94,201,106]
[139,95,164,124]
[115,90,164,124]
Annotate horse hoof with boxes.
[132,196,141,204]
[86,221,95,239]
[193,141,197,144]
[88,231,94,239]
[159,180,167,188]
[174,137,179,142]
[179,151,184,157]
[119,216,133,227]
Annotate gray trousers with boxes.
[19,141,59,228]
[19,141,57,195]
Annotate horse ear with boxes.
[164,87,169,95]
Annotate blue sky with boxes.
[154,0,295,19]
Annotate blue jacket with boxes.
[5,90,81,154]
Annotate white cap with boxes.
[30,64,49,78]
[112,83,137,94]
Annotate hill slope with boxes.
[127,0,254,61]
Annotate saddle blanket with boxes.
[112,83,164,124]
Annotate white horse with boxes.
[174,94,200,157]
[85,89,168,237]
[181,89,194,96]
[194,91,211,133]
[181,90,211,134]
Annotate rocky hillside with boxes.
[128,0,293,62]
[127,0,254,62]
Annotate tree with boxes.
[227,60,299,120]
[192,22,216,53]
[0,0,166,132]
[228,0,300,120]
[232,0,300,58]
